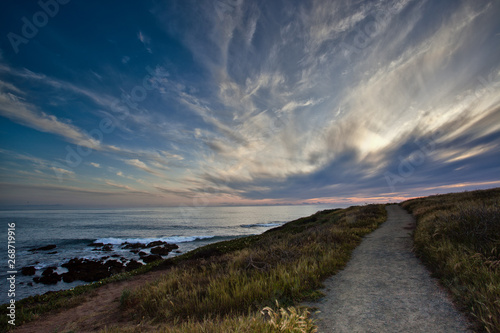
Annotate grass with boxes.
[262,301,317,332]
[0,204,386,332]
[100,303,316,333]
[401,188,500,333]
[121,204,386,330]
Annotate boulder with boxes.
[123,242,146,249]
[91,244,113,252]
[146,240,167,248]
[42,267,57,276]
[29,244,56,252]
[106,259,124,274]
[150,245,174,256]
[33,268,61,285]
[62,258,111,282]
[141,254,163,263]
[21,266,36,276]
[62,271,78,283]
[61,257,126,282]
[125,259,143,272]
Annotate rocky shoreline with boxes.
[21,241,180,285]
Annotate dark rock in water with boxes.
[122,241,178,249]
[62,258,110,282]
[129,249,140,254]
[62,271,78,283]
[111,254,121,258]
[150,245,176,256]
[106,259,124,274]
[42,267,57,276]
[138,251,148,257]
[27,282,33,286]
[125,259,143,271]
[34,268,61,285]
[123,242,146,249]
[47,251,58,254]
[175,250,182,253]
[91,242,104,247]
[21,266,36,276]
[29,244,57,252]
[92,244,113,252]
[146,240,167,248]
[61,257,126,283]
[141,254,163,263]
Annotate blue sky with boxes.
[0,0,499,208]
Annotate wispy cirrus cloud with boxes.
[154,0,500,201]
[0,87,101,149]
[0,0,498,206]
[138,30,153,53]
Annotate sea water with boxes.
[0,204,337,303]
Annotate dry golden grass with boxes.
[401,188,500,333]
[120,204,386,331]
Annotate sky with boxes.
[0,0,499,208]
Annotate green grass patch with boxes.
[401,187,500,333]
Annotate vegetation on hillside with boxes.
[1,204,386,332]
[115,204,387,331]
[401,188,500,333]
[6,187,500,332]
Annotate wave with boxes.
[93,235,215,245]
[240,222,284,228]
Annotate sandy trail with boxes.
[308,205,471,333]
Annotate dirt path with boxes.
[14,268,167,333]
[307,205,472,333]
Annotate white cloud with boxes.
[155,0,500,200]
[137,31,152,53]
[0,88,101,149]
[104,180,134,191]
[124,158,162,176]
[51,166,75,177]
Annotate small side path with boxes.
[308,205,471,333]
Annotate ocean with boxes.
[0,204,337,303]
